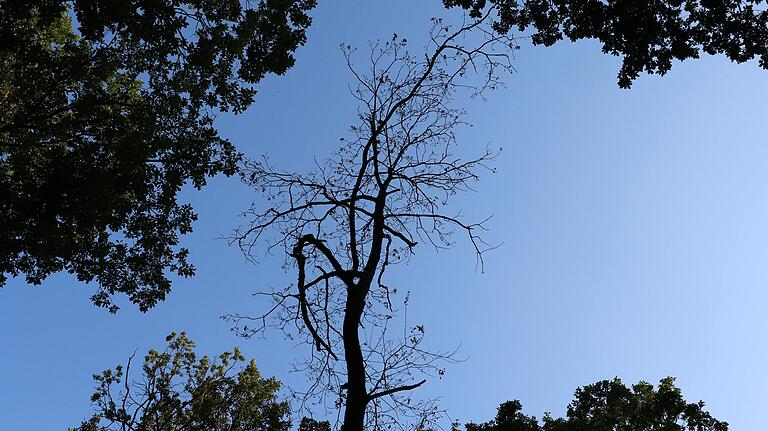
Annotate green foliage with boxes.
[0,0,315,311]
[465,377,728,431]
[445,0,768,88]
[298,417,331,431]
[70,332,291,431]
[467,400,541,431]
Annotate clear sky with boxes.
[2,1,767,429]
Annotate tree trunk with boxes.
[341,287,368,431]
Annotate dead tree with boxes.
[230,10,514,431]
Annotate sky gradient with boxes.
[2,1,767,429]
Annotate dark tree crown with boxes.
[0,0,315,311]
[445,0,768,87]
[465,377,728,431]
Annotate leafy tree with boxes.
[444,0,768,88]
[229,12,514,431]
[0,0,315,311]
[299,417,332,431]
[70,332,292,431]
[466,401,540,431]
[465,377,728,431]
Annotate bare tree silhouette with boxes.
[228,10,514,431]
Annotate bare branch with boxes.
[368,379,427,401]
[231,9,512,431]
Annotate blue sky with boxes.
[2,1,768,429]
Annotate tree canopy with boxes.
[0,0,315,312]
[70,332,292,431]
[445,0,768,88]
[465,377,728,431]
[4,1,768,312]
